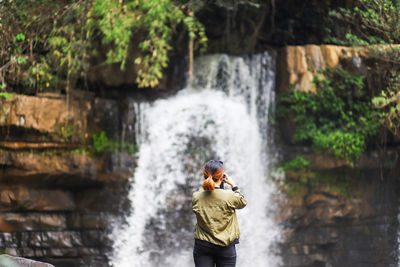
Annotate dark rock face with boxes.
[1,45,400,267]
[0,93,135,267]
[277,153,400,267]
[274,43,400,266]
[0,182,130,267]
[0,189,75,211]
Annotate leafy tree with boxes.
[0,0,207,93]
[0,0,58,93]
[329,0,400,136]
[279,68,382,164]
[92,0,207,87]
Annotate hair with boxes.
[202,160,224,191]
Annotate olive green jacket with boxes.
[192,188,247,247]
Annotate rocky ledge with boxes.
[274,44,400,266]
[0,92,137,266]
[1,44,400,266]
[277,165,400,267]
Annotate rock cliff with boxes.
[0,44,399,266]
[0,93,135,266]
[275,45,400,267]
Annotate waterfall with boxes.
[110,51,281,267]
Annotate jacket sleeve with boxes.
[192,192,198,213]
[229,189,247,209]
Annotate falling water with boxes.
[110,52,281,267]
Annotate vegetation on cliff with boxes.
[1,0,353,95]
[279,68,383,164]
[278,0,399,170]
[329,0,400,137]
[1,0,399,164]
[0,0,206,93]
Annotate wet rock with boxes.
[66,213,81,229]
[96,152,136,182]
[0,188,74,211]
[277,45,357,93]
[309,153,347,169]
[0,233,18,247]
[276,195,306,224]
[76,183,130,212]
[320,45,341,68]
[77,247,102,256]
[305,45,325,70]
[17,248,35,258]
[81,256,111,267]
[47,248,78,257]
[81,213,108,229]
[29,231,82,248]
[0,149,96,182]
[306,194,338,207]
[38,215,68,230]
[281,253,312,267]
[0,94,91,143]
[0,213,66,231]
[279,165,400,267]
[34,249,44,258]
[42,257,83,267]
[0,93,134,266]
[81,230,112,247]
[67,212,115,230]
[91,98,120,140]
[280,148,398,170]
[19,232,30,248]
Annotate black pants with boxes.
[193,239,237,267]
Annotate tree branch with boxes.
[245,3,267,53]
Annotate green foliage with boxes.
[46,1,93,92]
[72,148,89,155]
[0,92,13,99]
[0,0,60,92]
[285,182,308,198]
[288,171,354,198]
[329,0,400,46]
[59,125,75,142]
[328,0,400,137]
[28,57,58,91]
[0,0,207,91]
[91,131,137,154]
[276,156,314,197]
[370,60,400,136]
[280,68,382,164]
[323,179,352,198]
[92,131,113,153]
[0,80,13,99]
[93,0,206,87]
[313,131,366,161]
[279,156,311,172]
[278,157,354,198]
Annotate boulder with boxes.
[277,45,357,93]
[28,231,82,248]
[0,254,54,267]
[0,188,75,211]
[0,92,92,143]
[0,213,67,231]
[0,149,96,182]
